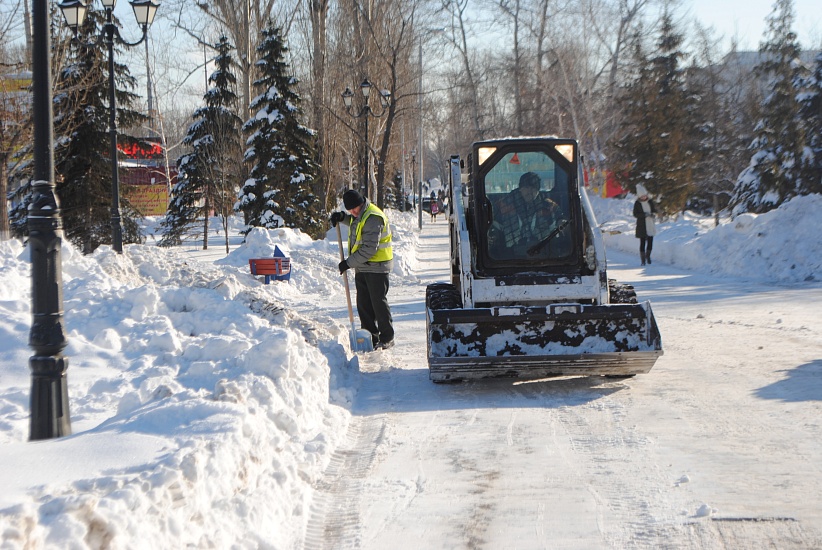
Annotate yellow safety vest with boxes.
[349,203,393,262]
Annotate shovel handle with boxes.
[335,224,357,328]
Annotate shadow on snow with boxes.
[755,360,822,402]
[344,364,629,416]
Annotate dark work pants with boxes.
[354,271,394,344]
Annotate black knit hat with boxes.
[343,189,366,210]
[519,172,541,189]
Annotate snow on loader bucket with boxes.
[426,297,662,382]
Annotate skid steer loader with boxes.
[426,137,662,382]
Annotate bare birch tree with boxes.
[439,0,487,141]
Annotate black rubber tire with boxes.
[432,378,464,384]
[426,283,462,310]
[608,279,638,304]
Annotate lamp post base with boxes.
[29,356,72,440]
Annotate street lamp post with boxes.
[29,0,71,440]
[341,79,390,203]
[400,123,406,212]
[410,149,416,214]
[58,0,160,254]
[418,41,423,231]
[416,28,446,230]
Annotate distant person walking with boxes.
[633,184,657,266]
[436,191,446,220]
[330,190,395,350]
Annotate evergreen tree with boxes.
[609,15,697,216]
[688,36,753,214]
[160,36,243,249]
[797,52,822,195]
[10,10,147,252]
[731,0,808,214]
[237,23,322,238]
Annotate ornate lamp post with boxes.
[341,79,390,201]
[58,0,160,253]
[29,0,71,440]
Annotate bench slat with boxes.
[249,257,291,284]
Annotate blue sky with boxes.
[686,0,821,50]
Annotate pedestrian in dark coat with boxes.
[633,183,657,266]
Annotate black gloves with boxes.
[338,260,350,274]
[330,211,346,227]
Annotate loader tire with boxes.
[432,376,464,384]
[608,279,637,304]
[426,283,462,310]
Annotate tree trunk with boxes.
[0,157,8,240]
[203,194,210,250]
[310,0,330,210]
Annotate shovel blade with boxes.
[350,329,374,353]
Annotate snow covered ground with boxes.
[0,192,820,548]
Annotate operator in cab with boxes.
[488,171,560,260]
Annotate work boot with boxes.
[376,339,395,351]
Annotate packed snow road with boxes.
[305,221,822,549]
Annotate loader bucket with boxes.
[426,302,663,382]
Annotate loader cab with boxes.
[470,138,583,276]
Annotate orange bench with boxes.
[249,257,291,284]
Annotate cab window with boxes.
[483,151,573,262]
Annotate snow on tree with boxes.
[687,34,757,214]
[731,0,810,215]
[237,23,322,238]
[797,52,822,196]
[609,14,698,216]
[9,10,147,253]
[159,36,243,250]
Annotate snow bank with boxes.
[591,193,822,284]
[0,236,353,548]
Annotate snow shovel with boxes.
[335,224,374,353]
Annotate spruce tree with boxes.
[731,0,808,214]
[797,52,822,196]
[159,36,243,249]
[609,15,697,216]
[237,23,322,238]
[10,10,147,252]
[689,35,751,213]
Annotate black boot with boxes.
[647,252,652,264]
[640,252,646,266]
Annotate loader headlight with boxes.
[585,245,596,270]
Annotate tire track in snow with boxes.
[303,415,387,550]
[549,388,690,547]
[545,385,822,548]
